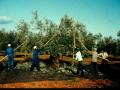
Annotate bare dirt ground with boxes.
[0,57,120,88]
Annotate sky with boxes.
[0,0,120,38]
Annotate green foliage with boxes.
[0,11,120,56]
[97,36,118,55]
[16,20,29,52]
[0,29,17,51]
[117,30,120,37]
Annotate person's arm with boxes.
[98,53,102,56]
[106,53,108,58]
[75,53,78,60]
[97,53,102,58]
[86,50,92,54]
[104,55,109,61]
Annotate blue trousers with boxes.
[8,55,14,69]
[30,57,40,71]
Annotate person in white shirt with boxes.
[98,50,108,64]
[91,48,98,74]
[87,48,98,75]
[75,48,84,76]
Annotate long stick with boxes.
[72,29,76,66]
[80,40,90,51]
[0,32,58,62]
[0,55,8,62]
[14,41,26,51]
[0,41,26,62]
[40,33,57,48]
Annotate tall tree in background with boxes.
[116,30,120,55]
[16,20,29,52]
[117,30,120,37]
[0,29,17,51]
[0,29,7,50]
[0,10,119,57]
[59,15,74,55]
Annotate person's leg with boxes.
[92,62,97,75]
[105,60,108,64]
[92,62,95,74]
[34,57,40,71]
[11,56,14,70]
[30,57,37,71]
[102,59,105,68]
[94,62,98,74]
[8,56,10,69]
[77,61,80,74]
[90,62,94,74]
[102,59,107,65]
[8,56,13,70]
[36,61,40,71]
[79,61,84,76]
[104,60,109,70]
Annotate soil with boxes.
[0,58,120,88]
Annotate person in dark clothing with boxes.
[47,50,59,68]
[6,44,14,70]
[47,48,61,71]
[30,46,40,71]
[48,54,55,67]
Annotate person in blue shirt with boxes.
[30,46,40,71]
[6,44,14,70]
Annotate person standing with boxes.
[30,46,40,71]
[98,50,108,65]
[75,48,84,76]
[90,48,98,75]
[98,50,109,70]
[6,44,14,70]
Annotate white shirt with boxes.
[75,51,83,61]
[98,52,108,60]
[92,51,98,62]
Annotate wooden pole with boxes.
[25,36,28,59]
[40,33,57,48]
[0,31,59,63]
[73,30,75,60]
[72,28,76,66]
[0,41,26,62]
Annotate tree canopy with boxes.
[0,11,120,56]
